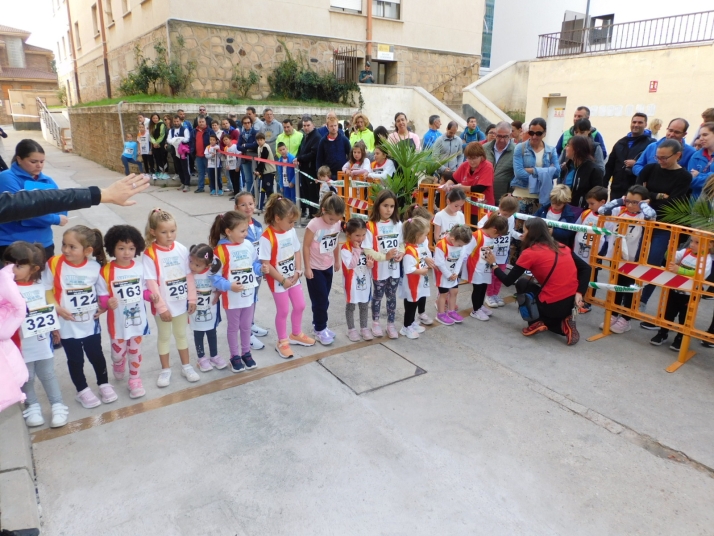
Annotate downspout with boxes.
[166,20,171,58]
[96,0,112,98]
[366,1,373,62]
[65,0,81,103]
[117,100,125,144]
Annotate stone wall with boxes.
[398,48,479,105]
[26,53,53,72]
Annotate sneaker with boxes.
[599,315,618,330]
[522,321,548,337]
[210,190,217,196]
[479,306,493,317]
[670,334,683,351]
[157,369,172,387]
[252,324,268,337]
[209,355,228,369]
[410,322,426,333]
[399,325,420,339]
[496,297,506,307]
[371,321,384,338]
[702,340,714,348]
[230,355,246,372]
[229,195,236,201]
[578,302,592,314]
[360,328,374,341]
[638,301,647,313]
[22,403,44,427]
[484,296,499,308]
[470,309,489,321]
[183,185,189,192]
[151,174,157,181]
[112,357,126,380]
[218,190,224,196]
[197,356,214,372]
[276,339,294,359]
[702,295,714,300]
[562,316,580,345]
[610,317,631,334]
[250,334,265,350]
[386,323,399,339]
[640,321,658,330]
[128,378,146,399]
[50,403,69,427]
[75,387,101,409]
[448,310,464,323]
[194,188,204,193]
[314,328,334,346]
[347,328,361,342]
[289,332,316,346]
[436,312,455,325]
[242,353,257,369]
[325,326,336,338]
[650,333,668,346]
[181,365,200,382]
[98,383,118,403]
[418,312,433,325]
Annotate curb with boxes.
[0,404,41,534]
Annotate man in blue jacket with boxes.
[316,119,351,179]
[461,116,485,149]
[422,115,441,150]
[190,117,215,193]
[633,118,695,176]
[556,106,607,160]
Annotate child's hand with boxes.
[394,251,404,262]
[385,249,397,260]
[187,303,196,315]
[159,310,173,322]
[150,293,160,304]
[334,261,340,273]
[94,309,106,319]
[282,276,294,289]
[448,273,457,281]
[108,297,119,310]
[366,258,375,269]
[56,306,74,321]
[425,257,436,269]
[230,282,244,292]
[668,261,679,273]
[52,330,60,345]
[305,267,314,279]
[211,293,220,306]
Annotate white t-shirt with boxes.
[138,133,151,155]
[216,241,258,309]
[459,231,495,285]
[96,261,150,341]
[364,220,403,281]
[259,227,301,294]
[223,144,240,170]
[142,242,192,317]
[15,281,54,363]
[534,148,545,168]
[205,145,220,168]
[340,243,372,304]
[546,208,562,221]
[433,238,463,289]
[342,159,371,174]
[478,213,519,265]
[190,269,221,331]
[433,209,465,240]
[604,207,648,262]
[574,209,600,263]
[399,244,431,301]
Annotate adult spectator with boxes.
[192,105,213,130]
[605,112,656,199]
[349,113,375,153]
[511,120,523,141]
[688,121,714,198]
[246,106,264,131]
[562,119,605,175]
[137,113,150,129]
[221,118,239,142]
[228,113,239,127]
[317,112,339,138]
[167,115,192,192]
[432,121,463,175]
[444,142,495,205]
[316,117,351,179]
[259,108,283,157]
[481,124,497,145]
[358,61,375,84]
[0,139,68,258]
[191,117,215,193]
[422,115,442,150]
[555,106,607,159]
[511,118,560,206]
[461,116,485,148]
[388,112,421,151]
[236,115,258,198]
[296,115,321,215]
[150,113,169,179]
[558,135,604,208]
[485,218,590,345]
[373,126,389,147]
[483,121,515,201]
[649,118,663,140]
[177,109,192,131]
[636,139,693,322]
[692,108,714,145]
[633,118,696,175]
[276,119,303,156]
[368,145,396,182]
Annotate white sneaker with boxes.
[599,316,618,330]
[151,174,157,180]
[182,365,200,382]
[250,334,265,350]
[251,324,268,337]
[411,322,426,333]
[157,369,172,387]
[22,403,44,427]
[484,296,499,308]
[611,317,632,334]
[496,297,506,307]
[50,403,69,428]
[479,306,493,317]
[399,325,420,339]
[417,312,433,325]
[470,309,490,321]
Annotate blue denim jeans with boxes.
[121,155,143,175]
[241,161,253,194]
[195,156,207,191]
[305,267,333,332]
[640,228,671,304]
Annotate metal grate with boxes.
[333,46,359,84]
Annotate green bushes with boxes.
[118,37,195,97]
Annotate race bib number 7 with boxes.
[22,305,58,338]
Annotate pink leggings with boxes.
[225,304,255,358]
[487,263,506,297]
[272,284,306,340]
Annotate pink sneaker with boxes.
[371,322,384,338]
[360,328,374,341]
[75,387,101,409]
[448,310,464,323]
[386,323,399,339]
[128,378,146,399]
[98,383,118,404]
[479,306,493,317]
[436,312,455,325]
[112,357,126,380]
[197,356,214,372]
[209,355,228,369]
[347,328,361,342]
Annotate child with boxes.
[4,242,68,427]
[97,225,154,399]
[210,213,262,372]
[534,184,579,247]
[43,226,117,408]
[342,142,371,177]
[187,244,227,373]
[365,190,404,338]
[403,204,436,324]
[650,235,712,350]
[598,185,656,334]
[276,142,297,203]
[341,218,375,341]
[317,165,336,204]
[222,134,242,195]
[303,193,346,345]
[259,194,315,358]
[433,189,466,241]
[205,134,223,196]
[480,195,521,308]
[233,191,269,349]
[121,132,143,176]
[434,225,472,325]
[142,208,199,387]
[399,217,432,339]
[459,214,509,321]
[254,132,276,210]
[572,186,608,313]
[138,124,153,178]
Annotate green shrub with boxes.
[118,38,195,97]
[232,68,260,98]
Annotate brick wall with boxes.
[26,53,52,72]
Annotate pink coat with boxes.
[0,264,29,412]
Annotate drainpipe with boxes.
[96,0,112,98]
[166,20,171,58]
[117,100,125,143]
[366,0,373,62]
[65,0,81,103]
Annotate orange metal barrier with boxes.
[586,216,714,372]
[413,184,487,246]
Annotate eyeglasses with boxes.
[528,131,545,137]
[656,153,677,162]
[495,134,510,140]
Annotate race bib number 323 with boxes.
[22,305,58,338]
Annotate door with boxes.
[545,97,567,147]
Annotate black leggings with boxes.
[403,297,426,328]
[153,147,168,173]
[259,173,275,209]
[229,169,241,192]
[61,332,108,392]
[143,154,155,174]
[471,283,488,311]
[194,328,218,358]
[516,277,574,335]
[173,154,190,186]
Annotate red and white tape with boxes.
[618,262,693,291]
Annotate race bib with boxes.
[196,290,212,312]
[125,147,134,156]
[113,279,142,304]
[67,287,98,313]
[252,240,260,257]
[231,267,258,288]
[166,276,188,301]
[320,233,339,254]
[277,256,295,279]
[21,305,58,338]
[282,170,290,187]
[377,234,399,252]
[447,255,460,272]
[493,236,510,259]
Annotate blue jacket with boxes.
[422,128,441,150]
[0,162,66,247]
[190,127,216,155]
[633,137,696,176]
[688,149,714,198]
[534,203,579,247]
[276,153,296,187]
[237,127,258,155]
[316,133,351,175]
[461,127,485,148]
[511,140,560,204]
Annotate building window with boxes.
[480,0,494,68]
[91,4,100,36]
[331,0,362,13]
[373,0,400,19]
[105,0,114,24]
[74,22,81,49]
[122,0,129,14]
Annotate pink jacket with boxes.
[0,265,29,412]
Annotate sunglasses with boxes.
[528,131,545,137]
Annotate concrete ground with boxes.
[2,129,714,536]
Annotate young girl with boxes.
[365,190,404,338]
[206,134,223,196]
[210,213,261,372]
[142,208,199,387]
[4,242,68,427]
[316,165,336,204]
[403,204,436,325]
[399,217,432,339]
[458,214,509,321]
[187,244,227,373]
[341,218,375,341]
[97,225,153,399]
[434,225,472,325]
[479,195,521,309]
[137,124,153,178]
[433,189,466,241]
[303,193,346,345]
[342,142,371,177]
[259,194,315,358]
[43,226,116,408]
[222,134,242,195]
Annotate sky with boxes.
[2,0,57,52]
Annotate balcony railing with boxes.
[537,10,714,58]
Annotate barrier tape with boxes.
[298,198,321,209]
[618,262,694,291]
[346,198,369,211]
[218,149,297,167]
[588,282,642,293]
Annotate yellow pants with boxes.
[154,312,189,355]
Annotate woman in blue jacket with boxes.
[0,139,67,259]
[688,122,714,198]
[511,118,560,209]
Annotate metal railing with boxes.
[36,97,62,147]
[537,10,714,58]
